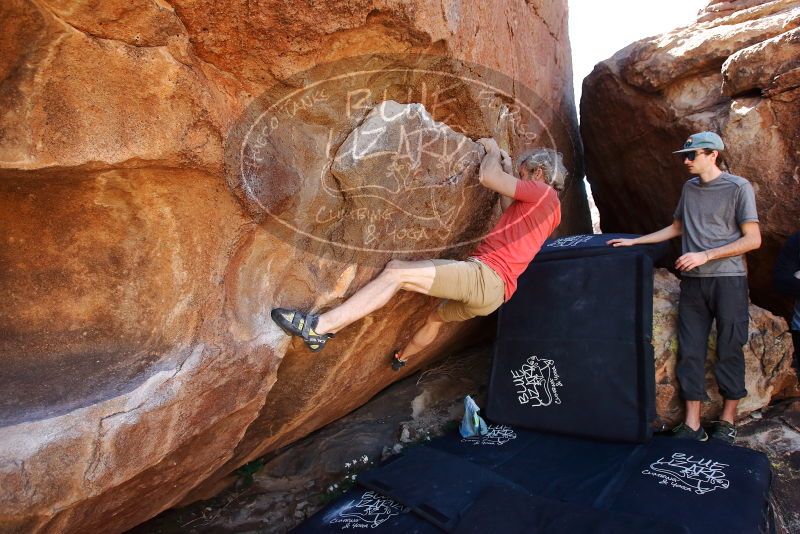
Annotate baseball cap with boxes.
[672,131,725,153]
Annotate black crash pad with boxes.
[356,446,527,531]
[537,232,670,262]
[454,485,689,534]
[428,425,636,505]
[355,443,672,533]
[298,429,771,533]
[610,436,772,534]
[487,245,656,442]
[292,488,439,533]
[436,428,771,534]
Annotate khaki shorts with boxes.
[428,258,505,322]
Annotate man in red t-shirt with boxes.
[272,138,563,369]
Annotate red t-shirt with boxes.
[472,179,561,301]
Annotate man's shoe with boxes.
[671,422,708,441]
[271,308,334,352]
[709,420,737,444]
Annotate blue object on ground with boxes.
[459,395,488,438]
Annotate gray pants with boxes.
[677,276,749,401]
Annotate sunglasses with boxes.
[679,150,706,161]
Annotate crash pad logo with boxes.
[461,425,517,446]
[642,453,730,495]
[322,100,483,247]
[326,491,406,529]
[548,235,593,248]
[511,355,562,407]
[226,53,575,263]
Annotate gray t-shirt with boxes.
[673,172,758,277]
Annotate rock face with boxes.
[652,269,796,428]
[581,0,800,316]
[738,399,800,534]
[131,344,495,533]
[0,1,586,532]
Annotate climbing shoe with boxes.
[671,422,708,442]
[709,420,737,444]
[390,349,406,371]
[271,308,334,352]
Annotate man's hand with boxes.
[500,149,513,174]
[477,139,518,197]
[794,269,800,280]
[606,221,682,248]
[477,138,501,156]
[607,238,637,247]
[675,251,709,272]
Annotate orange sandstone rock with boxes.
[581,0,800,316]
[0,1,586,532]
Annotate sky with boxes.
[568,0,708,110]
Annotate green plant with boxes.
[235,458,265,487]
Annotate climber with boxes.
[608,131,760,443]
[271,138,564,370]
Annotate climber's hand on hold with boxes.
[477,138,501,156]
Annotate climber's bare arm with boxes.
[477,138,518,198]
[607,219,683,247]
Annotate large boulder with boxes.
[0,1,587,532]
[581,0,800,316]
[130,344,495,533]
[652,269,796,427]
[738,399,800,533]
